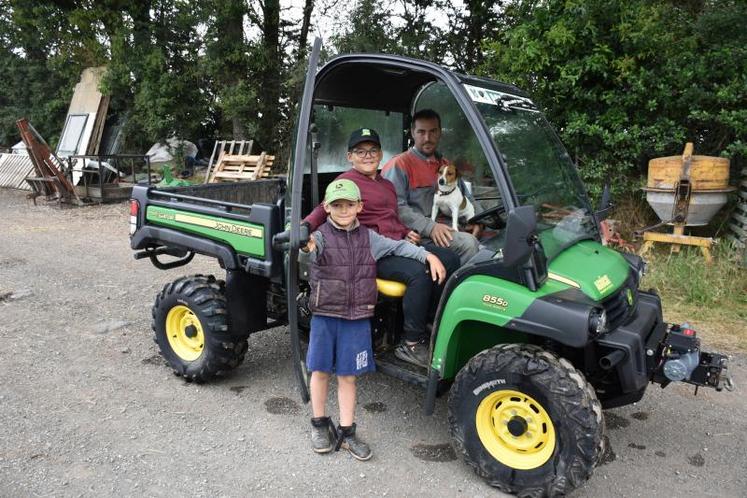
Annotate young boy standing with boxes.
[303,178,446,460]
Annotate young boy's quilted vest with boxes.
[309,221,378,320]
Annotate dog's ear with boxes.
[451,163,461,178]
[445,163,458,181]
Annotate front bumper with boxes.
[596,290,665,394]
[594,290,732,406]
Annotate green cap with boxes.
[324,179,361,203]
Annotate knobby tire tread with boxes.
[448,344,603,498]
[152,274,247,382]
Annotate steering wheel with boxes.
[467,204,506,228]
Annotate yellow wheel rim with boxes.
[475,389,556,470]
[165,305,205,362]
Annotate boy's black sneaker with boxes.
[310,416,336,453]
[394,339,430,369]
[336,423,372,461]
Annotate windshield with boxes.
[464,84,598,259]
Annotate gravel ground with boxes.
[1,188,745,497]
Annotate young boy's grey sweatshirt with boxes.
[305,223,428,264]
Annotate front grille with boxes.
[601,272,638,330]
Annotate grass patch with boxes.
[641,244,747,352]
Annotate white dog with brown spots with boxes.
[431,163,477,234]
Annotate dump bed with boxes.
[130,178,285,278]
[161,178,285,206]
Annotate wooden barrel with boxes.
[647,143,730,191]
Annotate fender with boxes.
[423,270,595,415]
[131,225,239,269]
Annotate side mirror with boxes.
[272,223,310,252]
[595,183,613,221]
[503,205,537,267]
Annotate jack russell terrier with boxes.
[431,163,478,234]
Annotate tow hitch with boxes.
[653,324,734,392]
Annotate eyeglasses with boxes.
[352,147,381,158]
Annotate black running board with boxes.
[375,352,429,388]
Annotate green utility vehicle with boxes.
[129,40,732,496]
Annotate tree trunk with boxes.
[232,116,247,141]
[298,0,314,60]
[257,0,281,152]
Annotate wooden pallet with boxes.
[208,151,275,183]
[203,140,254,183]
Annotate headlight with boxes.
[589,309,607,335]
[638,259,647,279]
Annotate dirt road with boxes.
[1,189,744,497]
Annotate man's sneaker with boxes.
[336,423,372,461]
[310,416,336,453]
[394,340,430,368]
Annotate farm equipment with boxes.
[639,142,735,262]
[129,39,732,497]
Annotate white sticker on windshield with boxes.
[463,84,537,111]
[464,84,499,105]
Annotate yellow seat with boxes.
[376,278,406,298]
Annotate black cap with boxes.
[348,128,381,150]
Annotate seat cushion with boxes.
[376,278,406,298]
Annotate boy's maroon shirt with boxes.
[304,168,411,240]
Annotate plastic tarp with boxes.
[11,141,28,155]
[146,138,198,164]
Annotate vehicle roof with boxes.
[314,53,528,112]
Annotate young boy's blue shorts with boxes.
[306,315,376,376]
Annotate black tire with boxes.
[448,344,604,497]
[152,274,247,382]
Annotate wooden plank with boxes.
[208,149,227,183]
[212,171,259,180]
[253,152,267,180]
[203,140,221,184]
[642,231,714,248]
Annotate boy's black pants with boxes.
[376,244,460,343]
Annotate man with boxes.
[304,128,459,368]
[382,109,480,265]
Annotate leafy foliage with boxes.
[0,0,744,199]
[480,0,747,199]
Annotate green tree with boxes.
[105,1,210,147]
[481,0,747,198]
[203,0,255,141]
[331,0,397,54]
[0,1,83,146]
[445,0,505,73]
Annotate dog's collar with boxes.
[437,185,458,196]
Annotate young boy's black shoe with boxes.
[336,423,372,461]
[394,339,430,369]
[310,416,336,453]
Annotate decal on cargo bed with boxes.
[150,210,263,238]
